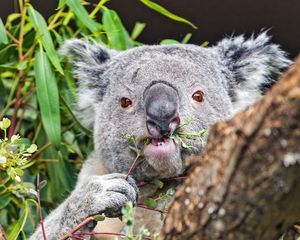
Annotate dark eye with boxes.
[120,97,132,108]
[192,90,204,103]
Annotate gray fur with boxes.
[31,33,290,239]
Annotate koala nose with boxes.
[144,82,180,137]
[146,117,180,137]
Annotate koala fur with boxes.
[30,32,290,239]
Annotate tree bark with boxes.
[160,57,300,240]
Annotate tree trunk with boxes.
[160,57,300,240]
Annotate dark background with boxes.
[1,0,299,58]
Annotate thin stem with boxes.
[48,7,64,29]
[30,142,52,160]
[89,0,109,18]
[74,231,152,240]
[59,216,94,240]
[18,0,26,60]
[125,154,141,180]
[8,70,25,138]
[5,30,20,44]
[137,203,168,214]
[37,174,47,240]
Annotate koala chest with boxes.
[93,183,177,239]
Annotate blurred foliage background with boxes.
[0,0,196,238]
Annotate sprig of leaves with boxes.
[122,201,151,240]
[0,117,38,238]
[170,116,208,150]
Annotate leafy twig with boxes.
[125,134,142,180]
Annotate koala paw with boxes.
[66,173,138,220]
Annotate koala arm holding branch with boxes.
[30,172,137,240]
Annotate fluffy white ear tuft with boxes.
[214,32,291,113]
[60,39,116,129]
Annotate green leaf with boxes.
[131,22,146,40]
[102,9,134,50]
[166,188,175,196]
[34,48,61,147]
[144,198,157,209]
[182,33,192,44]
[27,6,64,75]
[27,144,38,153]
[66,0,100,33]
[151,179,164,189]
[7,205,29,240]
[93,214,106,221]
[140,0,197,29]
[58,0,68,9]
[0,193,11,209]
[39,180,48,190]
[0,18,8,44]
[16,61,27,70]
[160,39,180,45]
[200,41,209,47]
[14,168,24,176]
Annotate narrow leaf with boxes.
[27,6,64,74]
[102,9,134,50]
[160,39,180,45]
[131,22,146,40]
[140,0,197,29]
[67,0,100,33]
[58,0,68,9]
[7,205,28,240]
[0,193,11,209]
[144,198,157,209]
[182,33,192,44]
[0,18,8,44]
[34,49,61,147]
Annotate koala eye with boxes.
[120,97,132,108]
[192,90,204,103]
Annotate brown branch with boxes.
[8,70,25,139]
[160,58,300,240]
[37,174,47,240]
[59,216,95,240]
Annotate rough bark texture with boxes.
[161,57,300,240]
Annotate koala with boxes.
[30,32,290,239]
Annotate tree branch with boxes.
[161,57,300,240]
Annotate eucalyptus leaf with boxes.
[140,0,197,29]
[160,39,180,45]
[131,22,146,40]
[0,18,8,44]
[144,198,157,209]
[7,205,28,240]
[28,6,64,74]
[67,0,100,33]
[102,9,134,50]
[0,193,11,209]
[34,48,61,147]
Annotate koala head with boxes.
[60,32,290,181]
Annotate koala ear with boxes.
[213,32,291,113]
[60,39,116,129]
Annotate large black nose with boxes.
[144,82,180,137]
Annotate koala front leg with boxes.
[30,173,138,240]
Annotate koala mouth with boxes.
[143,137,177,163]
